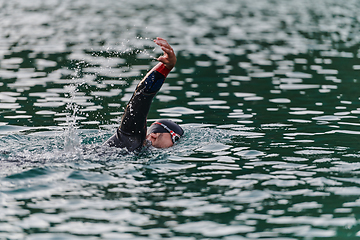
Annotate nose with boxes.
[146,133,157,142]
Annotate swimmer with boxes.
[104,37,184,152]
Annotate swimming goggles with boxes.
[153,122,181,144]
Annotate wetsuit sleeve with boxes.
[119,62,171,141]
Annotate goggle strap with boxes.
[153,122,180,143]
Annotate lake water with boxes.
[1,0,360,239]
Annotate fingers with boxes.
[154,37,174,55]
[160,46,173,56]
[154,37,176,69]
[154,37,170,48]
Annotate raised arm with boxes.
[103,38,176,151]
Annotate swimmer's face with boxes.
[146,132,174,148]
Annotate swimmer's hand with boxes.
[154,37,176,70]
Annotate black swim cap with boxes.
[147,119,184,143]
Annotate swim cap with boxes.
[147,119,184,143]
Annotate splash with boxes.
[62,62,84,153]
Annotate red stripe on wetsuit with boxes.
[153,63,171,77]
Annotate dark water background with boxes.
[2,0,360,239]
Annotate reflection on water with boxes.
[2,0,360,239]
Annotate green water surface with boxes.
[1,0,360,239]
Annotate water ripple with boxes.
[2,0,360,239]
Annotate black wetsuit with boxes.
[103,63,171,152]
